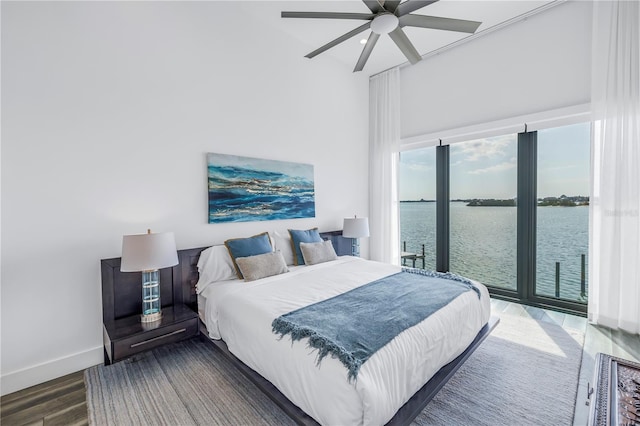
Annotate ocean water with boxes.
[208,165,315,223]
[400,201,589,303]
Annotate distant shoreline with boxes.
[400,196,589,207]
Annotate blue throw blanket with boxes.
[271,268,480,381]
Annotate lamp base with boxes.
[140,311,162,323]
[141,269,162,323]
[351,238,361,257]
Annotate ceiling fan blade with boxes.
[363,0,402,13]
[305,22,372,59]
[362,0,382,13]
[395,1,439,17]
[383,1,402,12]
[282,11,374,20]
[400,14,481,33]
[388,27,421,64]
[354,32,380,72]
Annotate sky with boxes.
[399,122,591,200]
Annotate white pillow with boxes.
[299,240,338,265]
[196,245,238,293]
[235,251,289,282]
[273,230,295,265]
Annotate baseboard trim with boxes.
[1,346,103,396]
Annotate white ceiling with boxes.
[247,0,558,76]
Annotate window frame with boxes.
[401,118,590,316]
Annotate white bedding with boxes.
[200,256,491,426]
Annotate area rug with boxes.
[85,313,584,425]
[413,313,584,425]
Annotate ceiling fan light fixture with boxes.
[370,13,399,35]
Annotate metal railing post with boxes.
[580,254,586,298]
[555,262,560,298]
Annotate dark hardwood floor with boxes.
[0,371,88,426]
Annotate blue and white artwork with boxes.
[207,153,315,223]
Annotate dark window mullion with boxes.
[436,145,449,272]
[517,131,537,301]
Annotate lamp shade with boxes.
[120,231,178,272]
[343,217,370,238]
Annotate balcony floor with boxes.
[490,298,640,426]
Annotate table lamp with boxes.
[343,216,370,257]
[120,229,178,323]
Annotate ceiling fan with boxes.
[282,0,482,72]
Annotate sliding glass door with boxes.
[449,135,518,290]
[396,122,590,315]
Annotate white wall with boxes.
[400,1,592,139]
[1,1,369,395]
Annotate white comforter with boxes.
[200,256,491,426]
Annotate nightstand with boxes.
[103,304,198,365]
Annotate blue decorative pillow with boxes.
[224,232,273,278]
[288,228,323,265]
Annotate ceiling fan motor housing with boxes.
[370,13,399,35]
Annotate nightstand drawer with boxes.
[113,317,198,361]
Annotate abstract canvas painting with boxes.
[207,153,315,223]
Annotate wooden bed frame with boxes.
[102,230,498,426]
[204,318,498,426]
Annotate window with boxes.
[536,123,590,303]
[449,135,518,290]
[397,118,591,315]
[398,147,436,270]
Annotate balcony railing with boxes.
[549,253,587,303]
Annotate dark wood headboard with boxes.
[101,230,351,322]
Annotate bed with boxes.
[101,229,496,425]
[192,230,495,426]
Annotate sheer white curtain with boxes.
[369,68,400,264]
[589,0,640,334]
